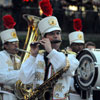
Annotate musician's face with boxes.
[45,30,62,50]
[4,41,19,54]
[71,43,85,53]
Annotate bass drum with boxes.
[74,49,100,99]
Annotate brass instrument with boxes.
[16,48,30,54]
[21,14,41,63]
[15,14,64,100]
[14,14,41,99]
[14,80,33,100]
[15,58,70,100]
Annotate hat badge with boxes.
[11,32,17,38]
[48,18,57,26]
[78,33,83,40]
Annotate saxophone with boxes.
[15,58,70,100]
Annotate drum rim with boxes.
[75,49,98,90]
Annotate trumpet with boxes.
[16,48,30,54]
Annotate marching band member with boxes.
[68,18,85,54]
[0,15,21,100]
[67,19,93,100]
[68,31,85,54]
[19,16,79,100]
[0,14,39,100]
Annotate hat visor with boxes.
[71,40,85,44]
[5,38,19,43]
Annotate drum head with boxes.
[75,49,98,90]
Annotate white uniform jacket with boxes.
[0,50,21,100]
[19,49,79,100]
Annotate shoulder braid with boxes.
[61,49,76,55]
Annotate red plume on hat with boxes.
[2,15,16,29]
[39,0,53,16]
[73,18,82,31]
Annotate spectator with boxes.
[85,41,96,50]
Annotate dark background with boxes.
[0,0,100,50]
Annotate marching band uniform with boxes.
[19,16,79,100]
[68,31,93,100]
[0,29,21,100]
[20,50,79,100]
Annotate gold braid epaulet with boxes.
[61,49,76,55]
[39,50,45,54]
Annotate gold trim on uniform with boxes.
[61,49,76,55]
[54,83,65,92]
[54,57,70,99]
[6,60,13,67]
[37,61,45,69]
[35,72,44,81]
[39,50,45,54]
[14,61,21,70]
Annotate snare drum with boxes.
[74,49,100,99]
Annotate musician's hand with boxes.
[40,38,52,53]
[30,42,39,57]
